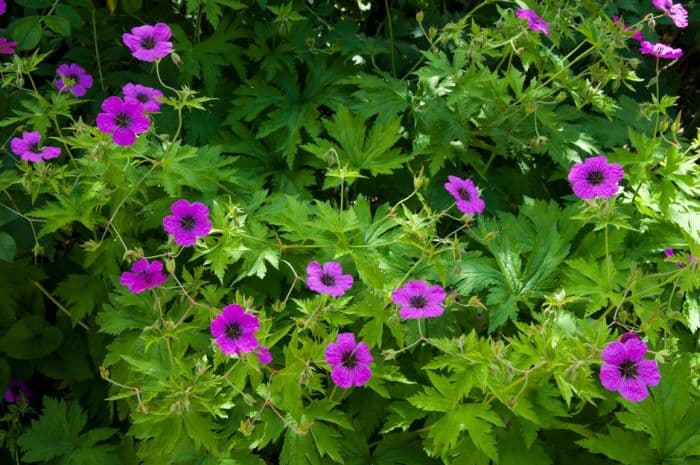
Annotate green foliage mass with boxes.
[1,0,699,464]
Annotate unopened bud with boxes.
[416,11,424,23]
[171,52,182,68]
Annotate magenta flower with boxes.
[0,0,6,16]
[515,8,550,36]
[612,16,644,42]
[653,0,688,28]
[567,155,624,200]
[210,304,260,356]
[120,258,168,294]
[255,346,272,364]
[392,280,446,319]
[55,63,93,97]
[306,261,354,297]
[122,23,173,62]
[4,379,31,404]
[122,83,164,113]
[162,199,212,247]
[444,176,486,215]
[325,333,373,388]
[10,131,61,163]
[96,96,150,146]
[599,333,660,402]
[0,37,17,55]
[639,40,683,59]
[664,247,674,257]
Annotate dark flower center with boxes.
[226,323,242,340]
[410,295,428,308]
[140,36,156,50]
[619,360,638,379]
[115,112,131,129]
[341,350,358,369]
[28,143,41,153]
[320,273,336,286]
[136,93,150,103]
[458,188,471,201]
[586,170,605,186]
[180,215,196,231]
[140,271,153,285]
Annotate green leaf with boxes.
[578,427,656,465]
[0,315,63,359]
[0,232,16,262]
[54,274,106,325]
[44,15,71,37]
[11,16,43,50]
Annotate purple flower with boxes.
[10,131,61,163]
[255,346,272,364]
[122,83,164,113]
[325,333,373,388]
[96,96,150,146]
[162,199,212,247]
[653,0,688,28]
[120,258,169,293]
[567,155,624,200]
[640,40,683,59]
[0,37,18,55]
[55,63,93,97]
[4,379,31,403]
[122,23,173,62]
[306,261,354,297]
[664,247,675,257]
[599,333,660,402]
[515,8,550,36]
[391,280,446,319]
[0,0,6,16]
[612,16,644,42]
[444,176,486,215]
[210,304,260,356]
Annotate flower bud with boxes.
[416,11,424,23]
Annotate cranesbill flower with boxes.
[325,332,373,388]
[0,0,6,16]
[567,155,624,200]
[0,37,17,55]
[122,83,163,113]
[122,23,173,62]
[444,176,486,215]
[306,261,354,297]
[162,199,212,247]
[55,63,93,97]
[4,380,31,403]
[599,333,660,402]
[664,248,674,257]
[639,40,683,59]
[392,280,446,319]
[96,96,150,146]
[210,304,260,356]
[653,0,688,28]
[120,258,168,293]
[515,8,550,36]
[255,346,272,364]
[10,131,61,162]
[612,16,644,41]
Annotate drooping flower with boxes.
[255,346,273,364]
[567,155,624,200]
[306,261,354,297]
[392,280,446,319]
[55,63,93,97]
[162,199,212,247]
[120,258,169,293]
[10,131,61,163]
[4,379,31,404]
[325,332,373,388]
[515,8,550,36]
[96,96,150,146]
[210,304,260,356]
[639,40,683,59]
[0,37,18,55]
[599,333,660,402]
[444,176,486,215]
[653,0,688,28]
[612,16,644,41]
[122,83,164,113]
[122,23,173,62]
